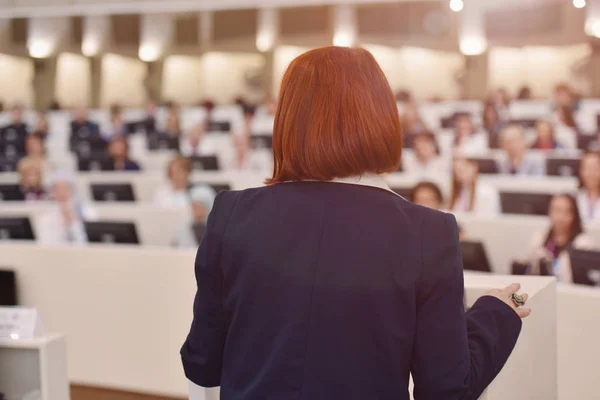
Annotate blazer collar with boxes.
[329,174,402,198]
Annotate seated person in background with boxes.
[143,100,158,134]
[108,136,141,171]
[264,96,277,116]
[71,106,99,137]
[37,171,97,245]
[526,194,594,283]
[1,105,29,155]
[17,157,46,201]
[409,181,444,210]
[154,155,192,208]
[180,124,216,157]
[164,102,182,137]
[553,83,577,111]
[32,111,49,138]
[488,87,510,120]
[107,104,127,138]
[201,100,216,131]
[21,133,53,171]
[577,151,600,222]
[517,86,532,100]
[531,120,562,151]
[402,132,447,179]
[496,125,545,176]
[482,101,505,144]
[172,185,217,249]
[449,157,500,216]
[453,113,488,155]
[2,104,28,135]
[401,102,428,136]
[554,105,579,131]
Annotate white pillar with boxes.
[82,15,109,57]
[332,4,357,47]
[586,0,600,38]
[200,12,214,50]
[459,0,487,56]
[27,17,70,59]
[256,8,279,53]
[139,14,174,62]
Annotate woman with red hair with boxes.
[182,47,528,400]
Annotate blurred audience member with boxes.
[395,90,412,104]
[108,136,141,171]
[531,120,561,151]
[526,194,593,283]
[4,104,28,133]
[409,181,444,210]
[172,185,217,248]
[17,158,46,201]
[32,111,49,138]
[22,133,53,171]
[71,106,99,137]
[489,88,510,120]
[143,100,158,134]
[165,102,182,137]
[553,83,576,110]
[402,132,447,179]
[517,86,532,100]
[225,133,272,172]
[180,124,217,157]
[107,104,127,138]
[453,113,488,155]
[496,125,545,176]
[37,171,97,245]
[265,96,277,116]
[577,151,600,222]
[449,157,500,215]
[154,155,192,208]
[554,105,578,130]
[202,100,216,130]
[482,102,505,148]
[401,102,428,136]
[1,105,29,156]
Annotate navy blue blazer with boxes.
[181,180,522,400]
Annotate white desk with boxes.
[0,333,69,400]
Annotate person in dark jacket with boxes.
[181,46,529,400]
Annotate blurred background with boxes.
[1,1,600,400]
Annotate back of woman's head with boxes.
[267,46,402,184]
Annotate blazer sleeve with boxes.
[180,191,234,387]
[411,212,522,400]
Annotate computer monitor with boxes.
[471,158,499,174]
[0,217,35,240]
[0,158,18,172]
[250,135,273,149]
[78,155,115,172]
[209,183,231,193]
[569,249,600,286]
[0,184,25,201]
[500,192,553,216]
[190,155,220,171]
[91,183,136,202]
[147,133,180,151]
[460,241,492,272]
[0,269,17,306]
[206,121,231,133]
[546,158,580,177]
[390,187,411,199]
[84,222,140,244]
[70,136,107,156]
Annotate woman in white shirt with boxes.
[153,155,193,208]
[36,171,97,245]
[402,132,448,179]
[453,113,488,156]
[449,157,500,216]
[172,185,217,249]
[577,151,600,222]
[527,194,595,283]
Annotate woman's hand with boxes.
[484,283,532,319]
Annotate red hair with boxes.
[267,46,402,184]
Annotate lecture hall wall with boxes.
[0,43,593,108]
